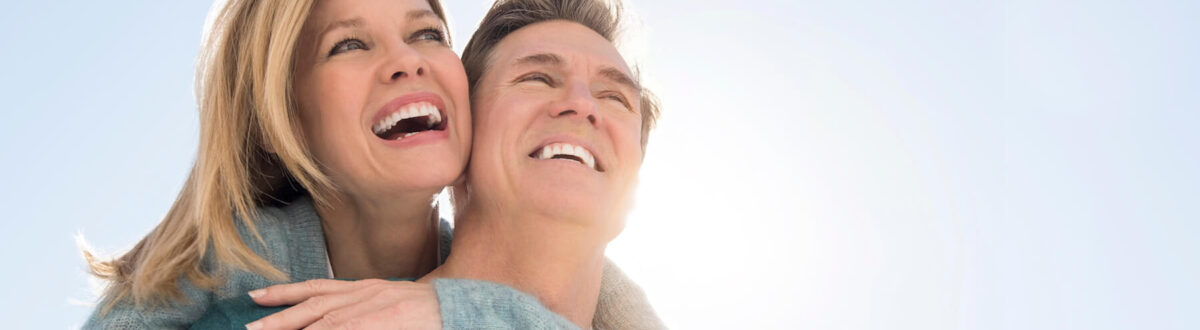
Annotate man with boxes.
[425,0,662,327]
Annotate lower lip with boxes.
[379,129,450,147]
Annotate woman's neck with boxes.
[315,191,441,279]
[423,205,608,329]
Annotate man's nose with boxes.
[548,82,599,126]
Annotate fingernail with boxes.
[245,321,262,330]
[248,289,266,298]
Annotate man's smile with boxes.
[529,141,601,171]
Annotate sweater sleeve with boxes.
[434,278,580,330]
[82,204,294,330]
[593,259,667,330]
[82,284,213,330]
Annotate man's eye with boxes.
[602,93,632,110]
[329,38,368,56]
[411,28,446,43]
[519,73,554,85]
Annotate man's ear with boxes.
[449,154,470,198]
[450,176,470,215]
[451,176,469,200]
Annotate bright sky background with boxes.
[2,0,1197,329]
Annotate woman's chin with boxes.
[379,159,465,191]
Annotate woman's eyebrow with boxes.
[319,17,363,41]
[319,10,438,40]
[406,9,437,21]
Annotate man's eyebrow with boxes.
[599,67,641,92]
[513,53,639,91]
[513,53,564,67]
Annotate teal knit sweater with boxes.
[83,195,664,329]
[189,278,571,329]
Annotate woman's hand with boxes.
[245,279,441,330]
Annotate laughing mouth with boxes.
[371,102,447,140]
[529,142,602,171]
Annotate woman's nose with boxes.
[379,43,426,83]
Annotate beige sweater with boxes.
[596,260,667,329]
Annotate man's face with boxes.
[467,20,644,235]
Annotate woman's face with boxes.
[293,0,470,198]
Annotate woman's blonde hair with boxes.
[84,0,448,312]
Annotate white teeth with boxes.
[389,132,419,141]
[372,102,441,134]
[427,106,442,128]
[534,142,597,170]
[581,150,595,169]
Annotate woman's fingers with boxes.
[300,290,403,330]
[250,278,380,306]
[292,282,442,330]
[305,295,441,330]
[248,285,377,330]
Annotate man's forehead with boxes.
[494,21,633,75]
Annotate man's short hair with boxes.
[461,0,660,149]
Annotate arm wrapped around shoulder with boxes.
[433,278,579,330]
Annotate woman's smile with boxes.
[369,91,451,147]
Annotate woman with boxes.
[83,0,654,328]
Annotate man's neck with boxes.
[315,191,441,279]
[425,206,608,328]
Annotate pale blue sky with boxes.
[1,0,1197,329]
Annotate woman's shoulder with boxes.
[83,196,328,329]
[218,195,330,291]
[231,195,323,258]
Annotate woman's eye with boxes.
[412,28,446,43]
[329,38,367,56]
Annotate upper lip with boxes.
[529,135,604,172]
[369,91,447,133]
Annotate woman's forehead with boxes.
[309,0,435,26]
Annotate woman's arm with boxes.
[436,259,666,329]
[243,278,577,330]
[242,259,661,329]
[83,284,213,330]
[435,278,578,329]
